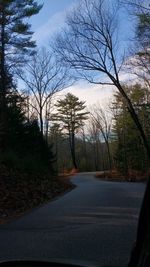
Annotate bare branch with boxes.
[18,48,71,135]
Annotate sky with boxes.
[30,0,76,46]
[26,0,137,109]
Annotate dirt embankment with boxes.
[95,169,149,182]
[0,165,75,224]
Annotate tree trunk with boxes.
[0,8,6,153]
[45,101,49,143]
[106,139,112,171]
[39,107,43,137]
[55,134,58,174]
[123,110,129,177]
[82,128,88,171]
[70,131,78,169]
[99,140,105,172]
[45,119,49,143]
[93,142,98,171]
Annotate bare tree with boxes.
[18,48,69,137]
[87,117,101,171]
[123,0,150,88]
[54,0,150,158]
[122,0,150,11]
[90,104,112,170]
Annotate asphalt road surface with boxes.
[0,173,146,267]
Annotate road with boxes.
[0,173,146,267]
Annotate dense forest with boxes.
[0,0,149,222]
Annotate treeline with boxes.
[49,84,150,177]
[0,1,55,175]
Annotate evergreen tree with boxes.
[137,6,150,48]
[0,0,42,151]
[53,93,89,169]
[133,3,150,86]
[0,0,42,93]
[112,84,150,174]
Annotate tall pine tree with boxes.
[0,0,42,151]
[53,93,89,169]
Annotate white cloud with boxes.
[55,82,117,109]
[54,70,140,109]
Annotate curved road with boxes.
[0,173,146,267]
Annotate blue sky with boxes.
[30,0,135,48]
[30,0,76,46]
[31,0,75,28]
[27,0,137,107]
